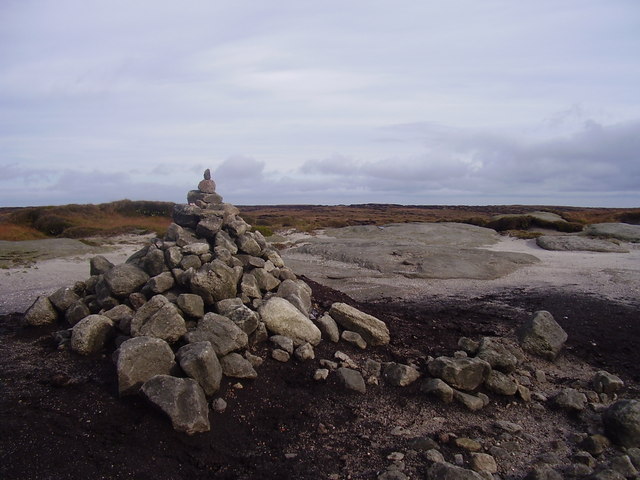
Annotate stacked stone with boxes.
[23,169,325,434]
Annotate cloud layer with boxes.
[0,1,639,206]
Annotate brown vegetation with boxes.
[1,201,638,242]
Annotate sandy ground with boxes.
[282,228,640,306]
[2,227,639,315]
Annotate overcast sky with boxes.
[1,1,639,207]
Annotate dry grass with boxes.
[0,223,48,241]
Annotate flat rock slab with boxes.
[585,223,640,243]
[285,223,539,281]
[537,235,629,253]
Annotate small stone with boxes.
[24,296,58,326]
[383,362,421,387]
[220,353,258,379]
[270,334,294,354]
[294,343,315,361]
[593,371,624,394]
[580,434,611,456]
[212,397,227,413]
[314,369,329,381]
[320,359,338,370]
[425,449,445,463]
[336,368,366,394]
[244,351,264,367]
[494,420,523,434]
[70,314,114,355]
[610,455,637,477]
[517,384,532,402]
[317,314,340,343]
[454,437,482,452]
[453,390,485,411]
[341,330,367,349]
[470,453,497,474]
[421,378,454,403]
[453,454,464,466]
[603,400,640,447]
[272,349,290,362]
[552,388,588,411]
[518,310,567,361]
[387,452,405,461]
[458,337,480,354]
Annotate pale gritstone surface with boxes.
[282,223,640,305]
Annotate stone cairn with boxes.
[23,169,391,435]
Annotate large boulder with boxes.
[188,260,238,305]
[24,296,58,326]
[428,356,491,391]
[184,313,248,356]
[328,302,390,346]
[141,375,210,435]
[277,279,312,316]
[130,295,186,343]
[70,314,114,355]
[258,297,321,346]
[603,400,640,447]
[176,342,222,396]
[518,310,567,361]
[116,336,176,395]
[103,264,150,298]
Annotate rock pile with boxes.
[23,170,390,434]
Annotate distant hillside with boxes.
[0,200,638,241]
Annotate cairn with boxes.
[23,169,389,434]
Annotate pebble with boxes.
[313,369,329,381]
[211,398,227,413]
[387,452,405,461]
[272,349,290,362]
[454,437,482,452]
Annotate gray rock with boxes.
[458,337,480,355]
[182,242,210,256]
[48,286,80,312]
[145,272,175,294]
[294,343,315,361]
[470,453,497,474]
[214,230,238,255]
[90,255,114,275]
[104,264,149,298]
[314,369,329,381]
[116,336,176,395]
[24,296,58,326]
[336,367,366,394]
[143,248,167,276]
[65,300,91,326]
[536,235,629,252]
[494,420,522,434]
[180,254,202,271]
[627,447,640,469]
[363,359,382,378]
[188,260,238,305]
[70,314,114,355]
[610,455,638,477]
[196,216,223,239]
[552,388,587,411]
[276,279,312,316]
[377,470,408,480]
[212,397,227,413]
[476,337,519,373]
[580,434,611,456]
[236,233,262,256]
[141,375,210,434]
[176,294,204,318]
[383,362,421,387]
[164,246,183,269]
[341,330,367,349]
[270,335,294,354]
[453,390,485,411]
[585,223,640,243]
[329,302,390,346]
[590,470,626,480]
[427,461,484,480]
[253,268,281,292]
[518,310,567,361]
[176,341,222,396]
[130,295,186,343]
[259,297,321,346]
[225,304,259,334]
[428,356,491,391]
[317,314,340,343]
[184,312,248,356]
[593,371,625,394]
[220,353,258,379]
[524,466,563,480]
[421,378,454,403]
[603,400,640,447]
[485,370,518,396]
[240,273,262,300]
[272,349,290,362]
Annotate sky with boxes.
[1,1,639,207]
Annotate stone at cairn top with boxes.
[188,169,223,206]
